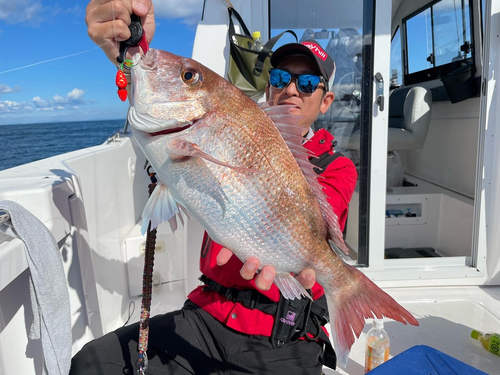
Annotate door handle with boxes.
[375,72,384,111]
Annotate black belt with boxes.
[199,275,337,370]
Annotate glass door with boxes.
[269,0,391,267]
[383,0,480,278]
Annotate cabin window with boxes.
[404,0,473,84]
[390,27,402,88]
[270,0,374,266]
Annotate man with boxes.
[75,1,357,373]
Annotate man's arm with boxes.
[85,0,155,65]
[318,156,358,232]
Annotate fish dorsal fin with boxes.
[141,183,190,235]
[261,101,350,255]
[261,102,314,160]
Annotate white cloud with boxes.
[154,0,204,25]
[32,96,48,107]
[0,0,45,27]
[67,88,85,101]
[3,100,21,107]
[66,5,81,15]
[0,84,21,95]
[0,88,87,114]
[0,0,79,27]
[0,99,32,113]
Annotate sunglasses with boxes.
[268,68,327,94]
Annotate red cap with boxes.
[271,39,336,84]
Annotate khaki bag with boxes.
[227,7,297,101]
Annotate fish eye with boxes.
[181,70,200,85]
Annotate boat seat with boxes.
[347,86,432,151]
[386,86,432,151]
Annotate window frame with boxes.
[403,0,475,85]
[390,25,403,87]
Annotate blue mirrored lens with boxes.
[269,69,291,89]
[297,75,320,93]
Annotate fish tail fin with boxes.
[323,267,419,367]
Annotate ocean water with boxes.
[0,119,125,171]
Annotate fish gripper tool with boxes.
[117,14,149,64]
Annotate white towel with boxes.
[0,200,71,375]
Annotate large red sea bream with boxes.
[128,48,418,366]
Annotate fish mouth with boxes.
[133,50,157,70]
[128,107,202,135]
[150,123,193,136]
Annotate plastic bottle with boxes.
[471,330,500,356]
[365,319,390,373]
[252,31,263,51]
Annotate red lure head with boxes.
[116,70,128,89]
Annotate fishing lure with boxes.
[115,60,134,101]
[116,69,128,101]
[115,14,149,102]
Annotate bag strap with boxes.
[228,7,251,38]
[227,7,298,77]
[253,29,298,77]
[310,151,344,175]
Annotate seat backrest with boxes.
[388,86,432,151]
[389,87,412,129]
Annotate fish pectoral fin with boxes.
[172,140,262,174]
[273,274,313,300]
[141,183,188,235]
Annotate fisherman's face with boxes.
[267,56,334,135]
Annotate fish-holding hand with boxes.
[86,0,156,65]
[216,247,316,291]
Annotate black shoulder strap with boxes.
[310,152,344,175]
[253,29,298,76]
[228,7,251,37]
[227,7,297,77]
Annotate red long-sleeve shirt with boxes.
[188,128,357,336]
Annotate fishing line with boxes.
[0,42,111,76]
[110,0,119,54]
[0,1,121,76]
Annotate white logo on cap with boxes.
[302,42,327,61]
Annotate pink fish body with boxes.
[129,49,418,366]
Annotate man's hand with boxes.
[86,0,155,65]
[216,247,316,291]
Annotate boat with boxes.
[1,0,500,373]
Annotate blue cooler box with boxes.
[367,345,487,374]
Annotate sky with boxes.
[0,0,204,125]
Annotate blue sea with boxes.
[0,119,125,171]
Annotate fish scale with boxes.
[129,48,419,366]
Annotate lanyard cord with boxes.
[137,165,158,374]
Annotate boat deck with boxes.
[324,286,500,374]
